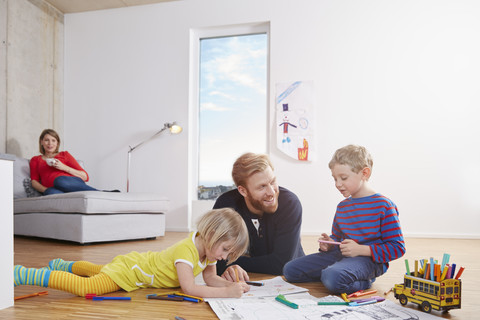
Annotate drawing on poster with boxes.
[276,81,315,161]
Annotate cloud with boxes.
[215,54,266,95]
[200,102,231,112]
[200,35,267,95]
[210,91,235,100]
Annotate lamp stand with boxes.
[126,122,181,192]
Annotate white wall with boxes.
[64,0,480,237]
[0,158,14,310]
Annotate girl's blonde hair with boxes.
[197,208,248,263]
[328,144,373,173]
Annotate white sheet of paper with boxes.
[205,276,308,302]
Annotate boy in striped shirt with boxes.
[283,145,405,294]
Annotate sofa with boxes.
[4,153,168,244]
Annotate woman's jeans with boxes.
[283,248,385,294]
[43,176,98,195]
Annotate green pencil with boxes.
[318,301,349,306]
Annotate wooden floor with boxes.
[3,233,480,319]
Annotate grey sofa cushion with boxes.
[13,156,30,199]
[14,191,169,214]
[23,178,42,197]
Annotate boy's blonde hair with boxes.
[328,144,373,173]
[232,153,274,187]
[197,208,248,263]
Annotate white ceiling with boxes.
[43,0,179,14]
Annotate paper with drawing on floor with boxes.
[205,276,308,301]
[208,296,444,320]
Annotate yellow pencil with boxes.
[235,268,239,282]
[441,266,449,281]
[173,292,204,302]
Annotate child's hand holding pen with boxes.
[224,268,250,298]
[318,233,339,252]
[226,281,250,298]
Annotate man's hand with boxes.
[221,265,250,282]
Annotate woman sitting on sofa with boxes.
[30,129,100,196]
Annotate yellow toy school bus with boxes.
[394,274,461,313]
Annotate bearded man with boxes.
[213,153,305,278]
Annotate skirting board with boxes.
[14,212,165,244]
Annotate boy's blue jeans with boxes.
[283,248,385,294]
[43,176,98,195]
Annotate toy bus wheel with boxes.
[421,301,432,313]
[399,294,408,306]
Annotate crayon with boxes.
[455,266,464,279]
[441,253,450,272]
[414,260,418,277]
[180,297,200,303]
[86,293,130,300]
[341,293,350,302]
[92,296,131,301]
[352,296,385,303]
[424,263,430,280]
[430,258,435,281]
[404,259,410,275]
[347,289,377,298]
[275,294,298,309]
[349,299,378,306]
[148,295,184,301]
[440,265,449,281]
[235,268,239,282]
[171,292,204,302]
[318,239,342,245]
[318,301,349,305]
[169,295,200,303]
[450,263,456,279]
[14,291,48,301]
[446,264,452,279]
[169,295,199,303]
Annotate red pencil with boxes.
[14,291,48,301]
[455,266,465,279]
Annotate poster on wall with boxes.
[276,81,315,161]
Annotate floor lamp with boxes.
[127,122,182,192]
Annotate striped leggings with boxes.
[49,261,120,297]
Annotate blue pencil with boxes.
[451,263,457,279]
[92,296,131,301]
[430,257,435,281]
[441,253,450,272]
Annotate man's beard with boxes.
[246,190,279,214]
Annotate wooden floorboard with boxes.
[3,233,479,319]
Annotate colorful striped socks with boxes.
[14,265,51,287]
[48,258,75,272]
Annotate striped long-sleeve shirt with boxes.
[330,193,405,270]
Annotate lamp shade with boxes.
[169,124,182,134]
